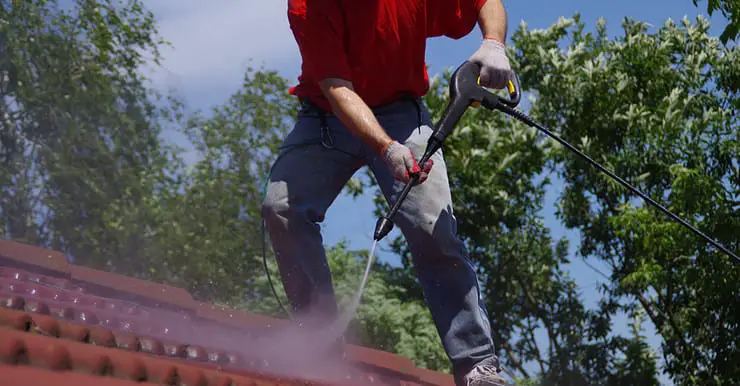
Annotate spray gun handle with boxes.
[468,62,522,109]
[425,61,522,159]
[374,61,523,242]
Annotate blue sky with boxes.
[139,1,730,383]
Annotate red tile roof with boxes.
[0,239,455,386]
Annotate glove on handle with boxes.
[381,140,433,184]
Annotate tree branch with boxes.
[636,292,692,361]
[499,339,530,379]
[649,285,690,358]
[666,262,673,315]
[526,318,547,375]
[515,272,564,356]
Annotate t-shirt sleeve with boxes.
[427,0,488,39]
[288,0,353,82]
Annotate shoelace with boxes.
[465,365,508,385]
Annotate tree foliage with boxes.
[0,0,179,274]
[511,13,738,385]
[144,66,299,302]
[367,11,737,386]
[692,0,739,43]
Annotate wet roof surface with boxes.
[0,240,455,386]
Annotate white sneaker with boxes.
[461,360,510,386]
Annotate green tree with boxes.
[511,13,738,384]
[0,0,181,274]
[692,0,739,43]
[147,66,300,302]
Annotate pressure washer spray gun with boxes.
[330,60,736,353]
[373,60,522,242]
[372,60,739,264]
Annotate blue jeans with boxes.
[261,96,499,378]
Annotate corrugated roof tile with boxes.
[0,323,322,386]
[0,302,372,386]
[0,365,161,386]
[69,265,196,311]
[0,239,456,386]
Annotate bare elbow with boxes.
[319,78,355,100]
[318,78,359,114]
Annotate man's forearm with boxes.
[319,78,393,155]
[478,0,507,43]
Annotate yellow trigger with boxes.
[507,79,515,94]
[472,76,482,107]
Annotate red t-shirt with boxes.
[287,0,487,112]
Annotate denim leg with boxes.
[364,100,499,378]
[261,109,364,323]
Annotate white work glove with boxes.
[381,141,433,184]
[468,38,514,90]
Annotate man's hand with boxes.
[472,0,513,90]
[381,141,433,184]
[468,38,513,90]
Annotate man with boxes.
[261,1,514,385]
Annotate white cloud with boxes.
[142,0,301,93]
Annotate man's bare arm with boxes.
[319,78,393,155]
[477,0,508,42]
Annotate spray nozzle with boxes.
[373,216,394,241]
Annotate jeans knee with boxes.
[261,185,324,231]
[261,188,289,227]
[407,223,467,267]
